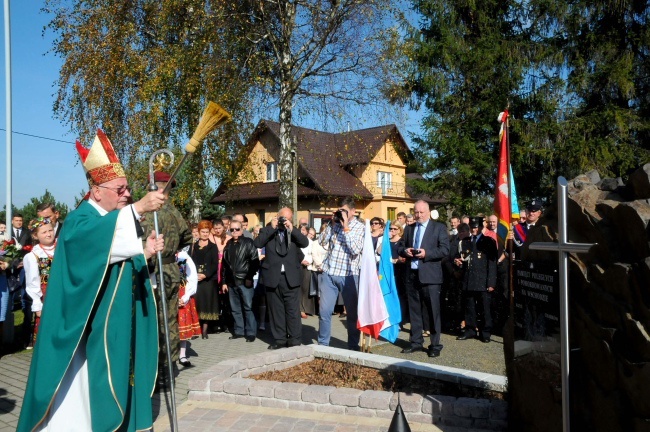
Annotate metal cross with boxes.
[529,176,596,432]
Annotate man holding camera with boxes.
[399,200,450,357]
[254,207,309,349]
[317,197,365,350]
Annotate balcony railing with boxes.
[365,182,407,198]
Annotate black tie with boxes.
[471,236,477,251]
[15,229,20,238]
[277,231,288,256]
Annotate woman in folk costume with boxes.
[177,250,200,366]
[18,130,166,432]
[23,218,56,349]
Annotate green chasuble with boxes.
[17,201,158,432]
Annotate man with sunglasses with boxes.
[19,130,166,432]
[221,220,260,342]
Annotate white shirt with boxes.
[411,220,429,270]
[178,251,198,304]
[24,244,56,312]
[301,239,314,266]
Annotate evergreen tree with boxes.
[400,0,649,211]
[400,0,528,213]
[525,0,650,179]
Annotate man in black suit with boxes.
[512,199,543,260]
[398,200,450,358]
[455,217,497,343]
[254,207,309,349]
[36,203,63,238]
[11,214,32,247]
[10,214,32,347]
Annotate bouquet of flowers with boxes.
[1,239,32,261]
[1,239,32,292]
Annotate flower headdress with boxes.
[28,217,52,232]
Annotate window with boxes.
[266,162,278,182]
[387,207,396,221]
[377,171,392,195]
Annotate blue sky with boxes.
[1,1,88,210]
[1,2,424,211]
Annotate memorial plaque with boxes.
[513,260,560,340]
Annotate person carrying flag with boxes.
[512,200,543,260]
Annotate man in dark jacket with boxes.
[254,207,309,349]
[221,220,260,342]
[455,217,498,343]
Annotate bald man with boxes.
[254,207,310,349]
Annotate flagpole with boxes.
[505,107,515,316]
[4,0,12,236]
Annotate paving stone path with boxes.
[0,315,504,431]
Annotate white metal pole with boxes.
[3,0,12,235]
[557,177,571,432]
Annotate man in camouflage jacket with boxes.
[141,172,193,369]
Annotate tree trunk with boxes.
[278,88,296,214]
[190,189,202,223]
[276,0,297,217]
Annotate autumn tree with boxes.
[44,0,266,215]
[234,0,402,212]
[45,0,402,216]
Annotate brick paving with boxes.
[0,315,504,431]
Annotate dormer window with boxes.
[266,162,278,182]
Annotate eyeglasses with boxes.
[231,228,241,232]
[371,222,382,225]
[389,227,399,231]
[97,185,132,196]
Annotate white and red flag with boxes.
[357,220,388,338]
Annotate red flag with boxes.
[495,111,512,248]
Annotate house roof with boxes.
[210,182,321,203]
[210,120,414,204]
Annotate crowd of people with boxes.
[130,195,541,363]
[1,130,544,430]
[1,196,544,361]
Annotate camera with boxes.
[277,216,287,231]
[332,208,348,224]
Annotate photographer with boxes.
[254,207,309,349]
[317,197,365,350]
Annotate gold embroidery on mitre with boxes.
[87,163,126,186]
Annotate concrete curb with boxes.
[188,344,508,431]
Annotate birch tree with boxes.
[44,0,265,213]
[239,0,401,212]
